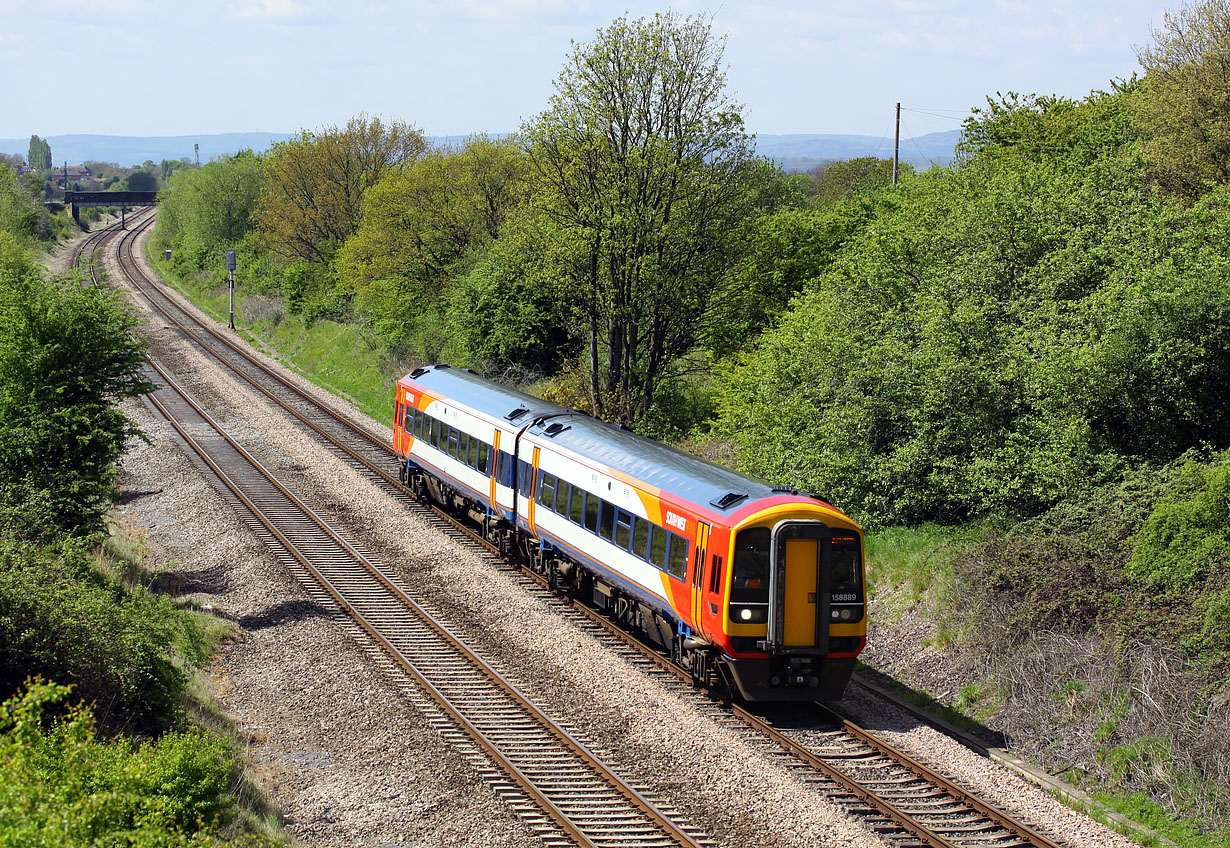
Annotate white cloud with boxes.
[224,0,310,22]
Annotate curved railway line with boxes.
[101,213,1074,848]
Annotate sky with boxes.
[1,0,1173,142]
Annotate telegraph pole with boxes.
[893,102,901,185]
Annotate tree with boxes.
[0,233,152,540]
[254,114,427,264]
[156,151,263,258]
[26,136,51,171]
[807,156,910,205]
[1134,0,1230,199]
[337,136,527,350]
[522,12,756,425]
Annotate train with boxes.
[392,365,865,701]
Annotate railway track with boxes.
[109,215,1071,848]
[139,356,711,848]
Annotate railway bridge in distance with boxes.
[64,190,158,230]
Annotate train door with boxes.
[768,521,830,654]
[689,521,711,640]
[528,446,541,530]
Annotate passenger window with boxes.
[403,406,412,434]
[667,533,688,580]
[555,481,570,515]
[570,488,585,524]
[615,510,632,550]
[710,555,723,594]
[540,473,556,510]
[497,451,515,488]
[518,460,533,497]
[428,418,439,446]
[477,442,489,474]
[632,517,649,559]
[467,437,478,468]
[458,432,469,462]
[584,493,599,532]
[599,501,616,540]
[649,525,667,569]
[449,429,460,458]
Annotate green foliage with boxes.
[1134,0,1230,199]
[0,165,51,244]
[27,135,51,171]
[0,233,152,539]
[713,86,1230,526]
[0,681,270,848]
[0,534,211,733]
[807,156,911,205]
[521,11,757,425]
[338,136,527,355]
[156,151,263,264]
[1129,453,1230,592]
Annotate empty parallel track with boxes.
[111,214,1069,848]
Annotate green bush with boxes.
[0,535,210,734]
[0,681,267,848]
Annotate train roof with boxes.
[401,365,825,516]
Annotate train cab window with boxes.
[615,510,633,550]
[632,518,649,559]
[729,527,770,623]
[584,493,600,532]
[477,442,490,474]
[831,535,863,594]
[539,473,557,510]
[648,525,667,569]
[570,488,585,524]
[666,532,688,580]
[599,501,616,541]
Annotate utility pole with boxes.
[226,250,236,329]
[194,143,200,166]
[893,102,901,185]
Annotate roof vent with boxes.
[436,363,451,369]
[710,491,749,510]
[770,485,799,496]
[544,422,571,438]
[505,406,531,421]
[408,367,428,378]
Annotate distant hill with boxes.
[754,130,961,172]
[1,129,961,171]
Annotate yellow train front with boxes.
[393,365,866,702]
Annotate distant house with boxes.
[64,165,93,180]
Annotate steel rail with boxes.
[139,357,705,848]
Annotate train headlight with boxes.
[740,608,753,621]
[840,608,852,621]
[831,610,840,620]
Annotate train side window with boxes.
[477,442,490,474]
[666,532,688,580]
[615,510,632,550]
[467,436,478,468]
[570,488,585,524]
[426,417,437,446]
[402,406,412,434]
[648,525,667,569]
[632,517,649,559]
[599,501,616,541]
[447,428,458,458]
[417,410,425,437]
[584,492,599,532]
[709,555,723,594]
[517,460,533,497]
[540,473,556,510]
[458,431,469,462]
[555,481,570,515]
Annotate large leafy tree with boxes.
[0,234,152,540]
[157,150,263,259]
[1135,0,1230,198]
[254,115,427,264]
[337,136,527,350]
[26,136,51,171]
[522,12,756,425]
